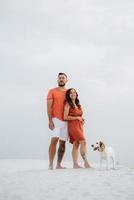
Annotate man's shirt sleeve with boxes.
[47,90,53,100]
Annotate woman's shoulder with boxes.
[64,102,70,108]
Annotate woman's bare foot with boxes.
[73,164,83,169]
[84,162,92,168]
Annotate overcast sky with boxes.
[0,0,134,165]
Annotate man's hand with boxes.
[49,120,55,130]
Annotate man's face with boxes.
[57,75,68,87]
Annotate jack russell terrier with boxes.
[91,141,116,170]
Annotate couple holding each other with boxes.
[47,72,91,170]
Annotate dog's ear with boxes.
[99,141,103,147]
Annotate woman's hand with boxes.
[77,116,84,123]
[82,118,85,125]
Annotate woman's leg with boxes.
[72,142,82,168]
[79,140,91,168]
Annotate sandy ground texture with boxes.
[0,160,134,200]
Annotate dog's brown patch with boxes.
[99,141,105,152]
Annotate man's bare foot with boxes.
[73,164,83,169]
[48,165,54,170]
[56,165,67,169]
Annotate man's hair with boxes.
[58,72,67,78]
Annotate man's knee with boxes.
[59,140,66,145]
[59,140,66,151]
[50,138,59,146]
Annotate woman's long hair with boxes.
[65,88,81,109]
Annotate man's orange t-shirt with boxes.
[47,87,67,121]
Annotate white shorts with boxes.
[49,118,68,141]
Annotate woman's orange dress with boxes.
[68,106,85,144]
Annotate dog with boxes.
[91,141,116,170]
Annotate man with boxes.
[47,72,68,169]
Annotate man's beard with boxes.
[58,82,65,87]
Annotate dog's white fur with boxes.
[91,141,116,170]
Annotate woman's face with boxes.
[69,89,77,100]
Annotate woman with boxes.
[64,88,91,168]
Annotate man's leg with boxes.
[56,140,66,169]
[48,137,59,169]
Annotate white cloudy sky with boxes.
[0,0,134,165]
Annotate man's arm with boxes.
[47,99,54,130]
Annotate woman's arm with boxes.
[64,103,82,121]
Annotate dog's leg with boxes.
[106,158,110,170]
[112,156,116,170]
[99,158,103,170]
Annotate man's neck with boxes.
[57,86,66,91]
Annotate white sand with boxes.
[0,160,134,200]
